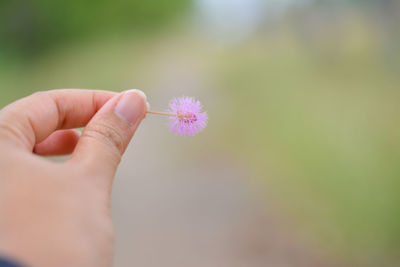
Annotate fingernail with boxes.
[114,89,147,126]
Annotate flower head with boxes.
[168,96,207,136]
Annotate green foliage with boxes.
[217,33,400,265]
[0,0,189,58]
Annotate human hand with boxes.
[0,89,148,267]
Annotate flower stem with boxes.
[147,110,176,117]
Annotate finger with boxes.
[0,89,117,151]
[71,89,147,181]
[33,129,80,156]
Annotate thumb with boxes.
[71,89,148,179]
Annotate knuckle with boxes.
[0,122,24,144]
[84,123,126,155]
[0,122,14,136]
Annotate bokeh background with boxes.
[1,0,400,266]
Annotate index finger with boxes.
[0,89,118,151]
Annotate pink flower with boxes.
[168,96,208,136]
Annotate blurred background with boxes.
[1,0,400,266]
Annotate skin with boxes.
[0,89,147,267]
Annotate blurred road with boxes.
[111,123,337,267]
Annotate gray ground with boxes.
[111,121,337,267]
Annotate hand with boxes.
[0,89,147,267]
